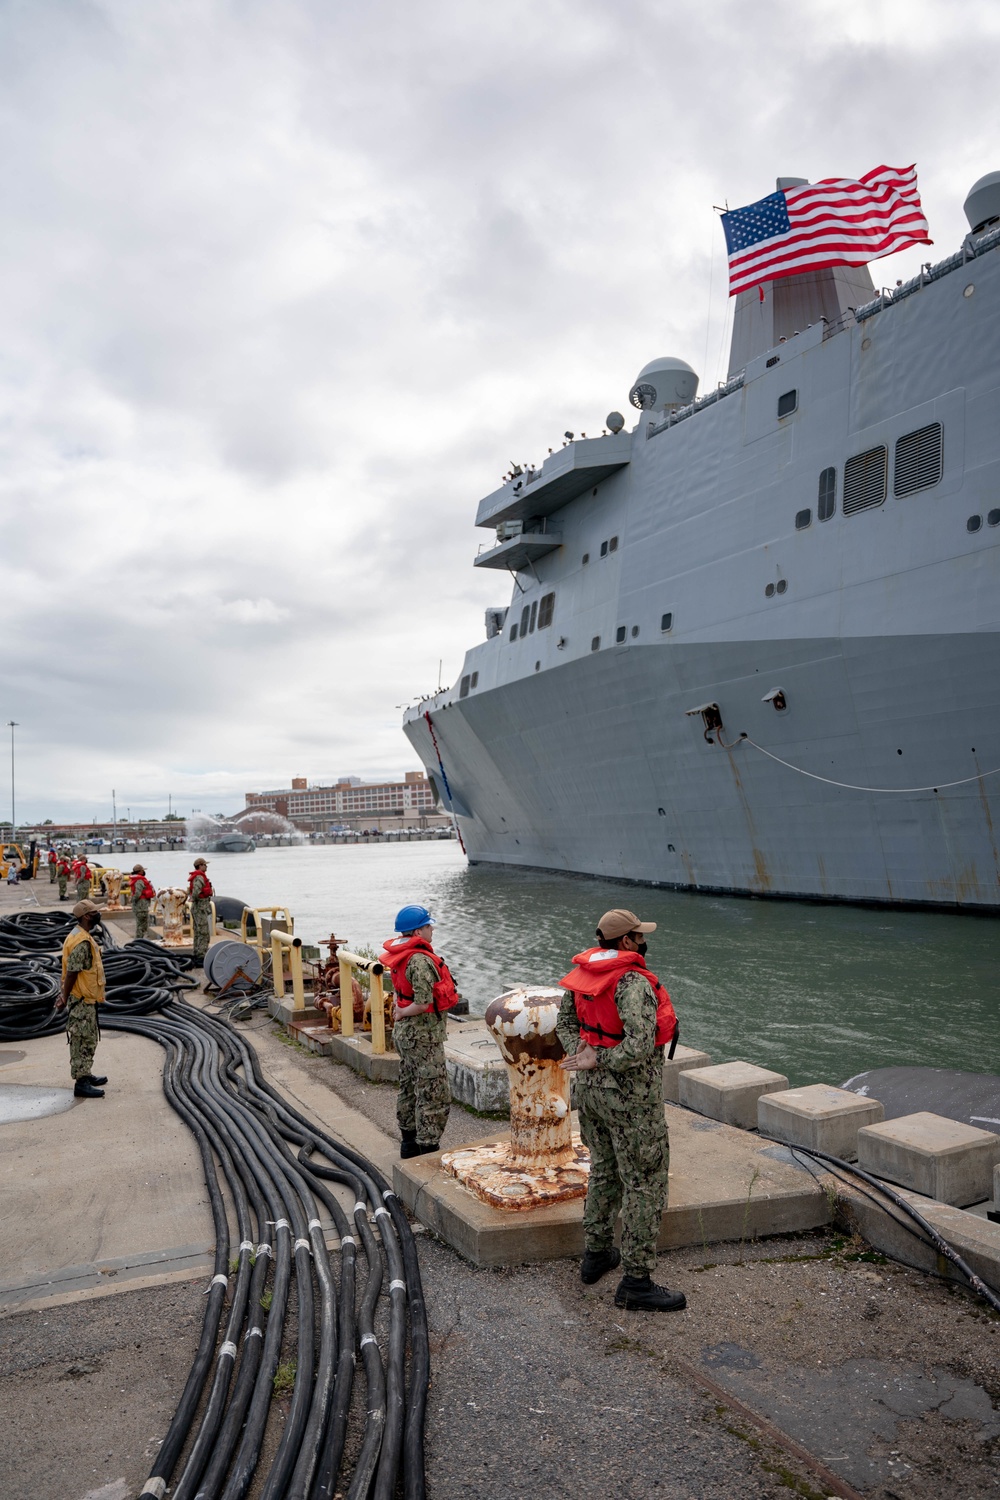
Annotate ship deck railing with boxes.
[855,221,1000,321]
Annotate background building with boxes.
[244,772,447,832]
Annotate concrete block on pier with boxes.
[857,1112,1000,1207]
[393,1102,830,1267]
[679,1060,788,1130]
[662,1045,712,1103]
[757,1083,884,1161]
[444,1024,509,1114]
[269,995,322,1028]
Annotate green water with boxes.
[133,843,999,1087]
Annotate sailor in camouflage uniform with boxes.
[56,854,70,901]
[558,908,686,1313]
[187,858,213,965]
[74,857,92,903]
[57,900,108,1099]
[382,904,459,1158]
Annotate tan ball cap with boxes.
[131,864,145,874]
[72,899,100,919]
[597,908,657,940]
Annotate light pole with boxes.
[5,722,17,843]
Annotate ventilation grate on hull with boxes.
[843,445,887,515]
[894,422,943,497]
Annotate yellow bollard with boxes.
[338,956,355,1036]
[271,929,305,1011]
[369,970,386,1055]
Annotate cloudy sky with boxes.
[1,0,997,824]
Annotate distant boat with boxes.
[186,818,256,855]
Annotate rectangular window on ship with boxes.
[538,592,555,628]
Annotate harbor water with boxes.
[121,843,999,1088]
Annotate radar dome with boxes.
[606,411,625,434]
[964,172,1000,234]
[628,357,699,414]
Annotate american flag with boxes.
[721,165,932,298]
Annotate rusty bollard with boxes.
[441,986,590,1210]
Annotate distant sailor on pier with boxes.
[187,858,213,966]
[47,846,57,884]
[130,864,156,941]
[559,909,685,1313]
[74,857,92,903]
[382,904,459,1159]
[56,853,70,901]
[56,899,108,1100]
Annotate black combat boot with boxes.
[73,1078,105,1099]
[400,1129,420,1160]
[415,1142,440,1155]
[580,1246,621,1284]
[84,1074,109,1086]
[614,1274,686,1312]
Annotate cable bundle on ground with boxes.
[108,1000,429,1500]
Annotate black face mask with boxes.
[636,940,648,957]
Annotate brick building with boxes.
[244,772,442,831]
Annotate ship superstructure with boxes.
[404,173,1000,908]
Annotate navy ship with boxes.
[404,172,1000,910]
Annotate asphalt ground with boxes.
[1,875,999,1497]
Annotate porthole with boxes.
[964,284,975,298]
[631,625,639,638]
[777,389,798,419]
[776,579,788,594]
[861,337,872,351]
[609,535,619,553]
[582,552,590,565]
[795,508,811,530]
[968,515,983,532]
[591,635,601,652]
[989,510,1000,527]
[765,583,775,598]
[615,626,627,644]
[818,466,837,521]
[600,540,608,558]
[534,661,540,671]
[660,612,673,632]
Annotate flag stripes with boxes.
[722,165,932,297]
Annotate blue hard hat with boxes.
[395,903,434,933]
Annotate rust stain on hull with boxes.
[725,746,772,893]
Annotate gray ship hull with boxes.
[405,631,1000,907]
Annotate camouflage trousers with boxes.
[48,863,57,883]
[75,878,92,902]
[57,875,68,900]
[133,898,150,941]
[65,999,99,1080]
[191,900,211,962]
[395,1012,450,1145]
[578,1087,670,1278]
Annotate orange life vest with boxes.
[559,947,678,1050]
[188,869,214,900]
[380,935,460,1014]
[131,874,156,901]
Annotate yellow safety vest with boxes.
[61,927,106,1005]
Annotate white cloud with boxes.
[0,0,996,820]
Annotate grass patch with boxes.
[273,1360,296,1398]
[260,1290,273,1313]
